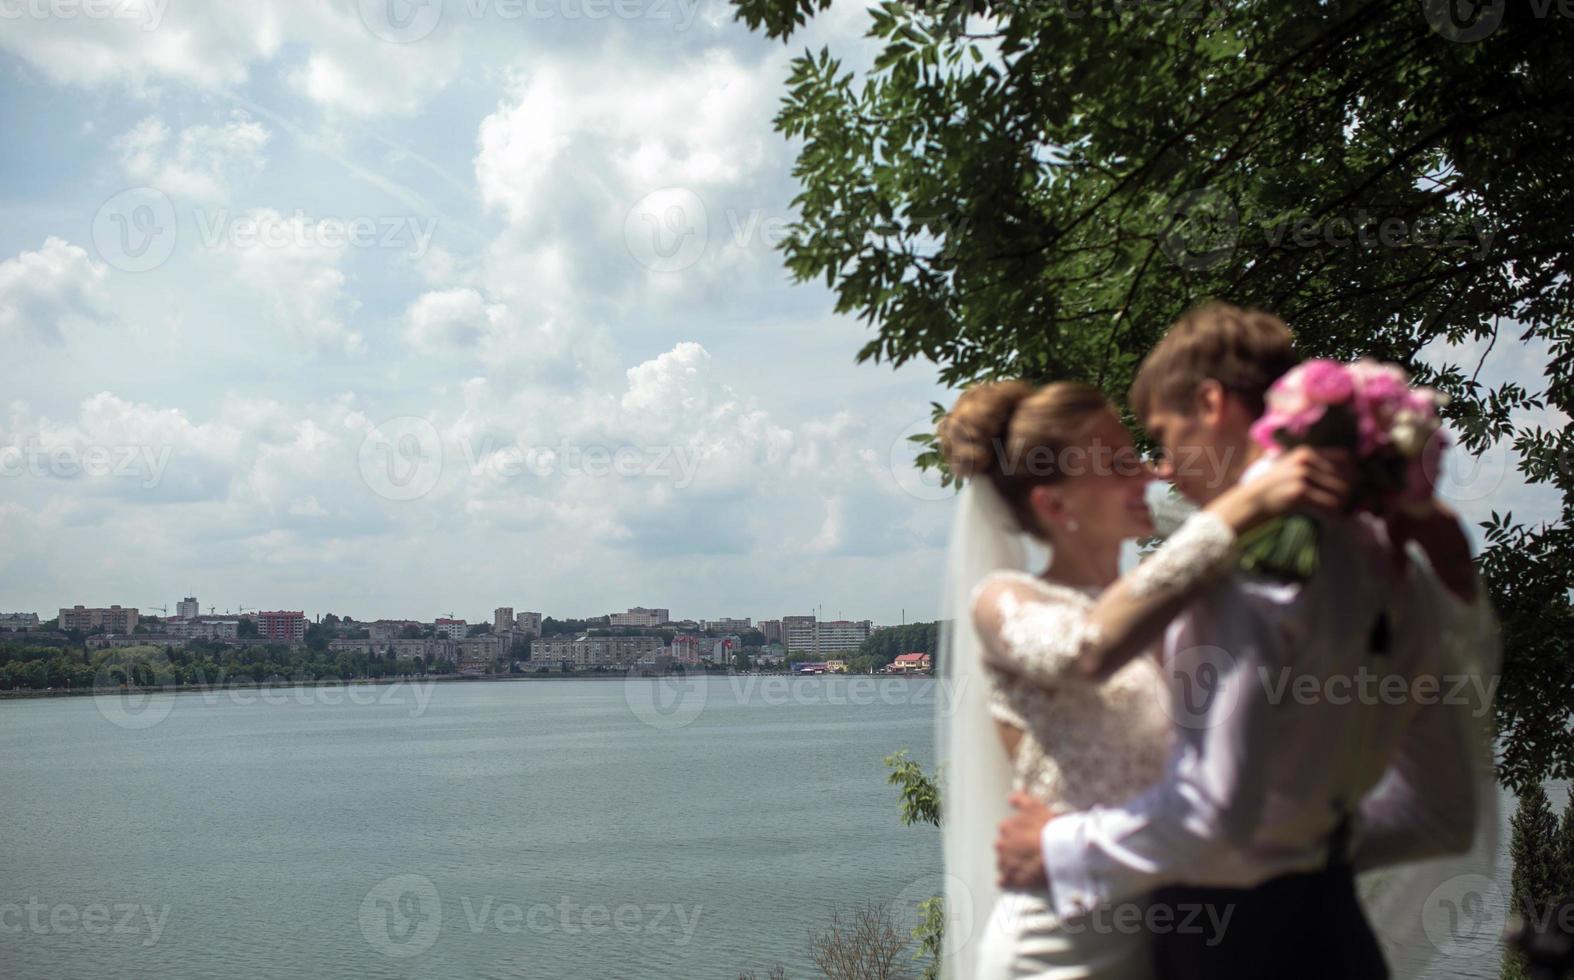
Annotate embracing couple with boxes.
[936,302,1498,980]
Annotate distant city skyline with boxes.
[22,600,912,630]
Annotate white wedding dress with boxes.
[960,508,1240,980]
[969,572,1173,980]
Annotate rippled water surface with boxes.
[0,676,1536,978]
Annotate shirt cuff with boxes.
[1041,811,1101,921]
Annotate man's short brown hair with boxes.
[1128,302,1301,419]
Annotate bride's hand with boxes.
[1208,446,1354,532]
[996,792,1057,889]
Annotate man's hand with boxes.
[1253,446,1356,520]
[1208,446,1354,534]
[996,792,1056,890]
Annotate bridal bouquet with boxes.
[1238,358,1449,580]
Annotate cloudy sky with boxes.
[0,0,964,626]
[0,0,1560,627]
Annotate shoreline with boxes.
[0,670,933,703]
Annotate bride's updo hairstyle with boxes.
[939,379,1111,541]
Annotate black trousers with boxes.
[1151,864,1388,980]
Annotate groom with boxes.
[993,302,1485,979]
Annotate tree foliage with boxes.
[856,622,941,669]
[733,0,1574,790]
[884,751,941,978]
[540,615,612,636]
[808,902,917,980]
[885,750,941,827]
[0,639,448,690]
[1503,782,1567,980]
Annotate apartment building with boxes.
[608,607,669,627]
[256,610,306,645]
[0,612,40,631]
[456,634,511,662]
[703,617,752,632]
[176,597,200,620]
[434,617,468,639]
[514,611,543,637]
[169,618,239,641]
[535,634,663,668]
[815,620,872,654]
[678,634,743,663]
[330,637,455,661]
[778,616,872,655]
[493,607,514,633]
[368,620,404,643]
[782,615,818,655]
[58,605,140,634]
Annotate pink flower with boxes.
[1250,415,1281,452]
[1265,377,1312,417]
[1349,359,1410,426]
[1299,359,1355,405]
[1253,404,1325,452]
[1403,386,1445,419]
[1250,356,1449,514]
[1283,406,1326,437]
[1357,413,1385,456]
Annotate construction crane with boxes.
[146,604,168,617]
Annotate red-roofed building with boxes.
[890,652,932,674]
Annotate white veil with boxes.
[1357,550,1505,978]
[937,476,1034,979]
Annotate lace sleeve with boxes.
[1126,510,1237,599]
[988,688,1028,728]
[971,577,1100,688]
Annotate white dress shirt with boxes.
[1038,467,1484,919]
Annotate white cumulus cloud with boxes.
[0,238,112,344]
[116,112,271,200]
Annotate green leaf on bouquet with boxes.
[1236,514,1323,582]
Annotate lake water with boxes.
[0,676,1541,978]
[0,676,944,979]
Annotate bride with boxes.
[933,379,1350,980]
